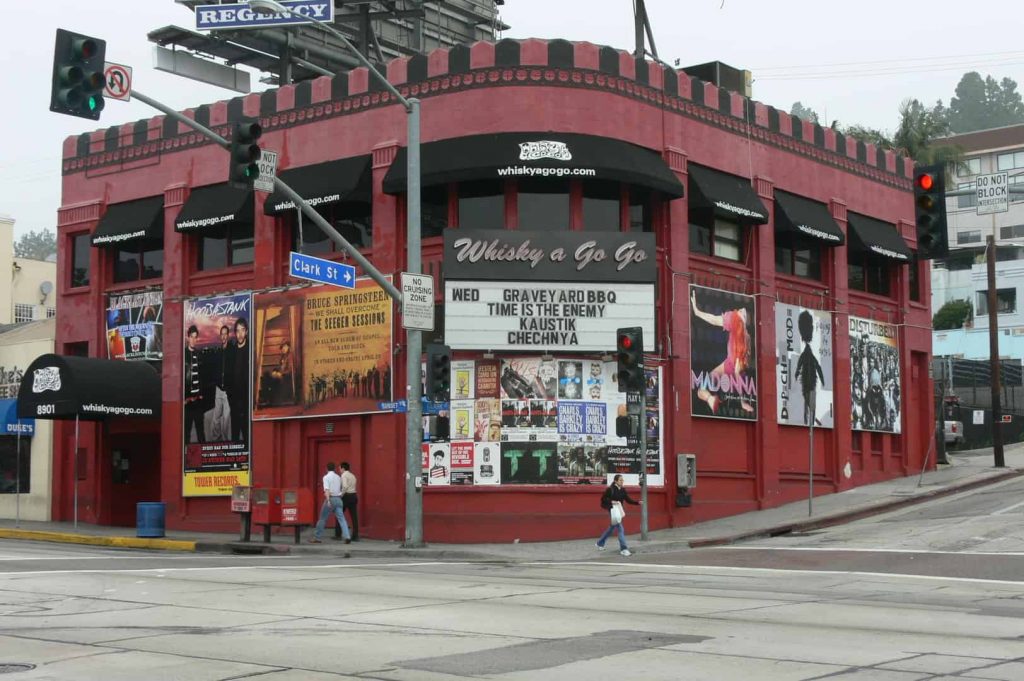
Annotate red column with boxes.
[752,176,780,508]
[830,199,855,490]
[160,184,188,520]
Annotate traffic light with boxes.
[616,327,644,393]
[50,29,106,120]
[913,163,949,260]
[228,119,263,188]
[425,343,451,402]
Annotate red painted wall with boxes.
[53,40,932,542]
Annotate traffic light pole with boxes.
[639,387,648,541]
[986,235,1006,468]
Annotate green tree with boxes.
[948,71,1024,133]
[790,101,819,123]
[14,228,57,261]
[932,299,973,330]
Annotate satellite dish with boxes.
[40,281,54,302]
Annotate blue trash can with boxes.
[136,502,166,538]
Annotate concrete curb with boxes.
[687,468,1024,548]
[0,528,197,552]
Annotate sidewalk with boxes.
[2,444,1022,562]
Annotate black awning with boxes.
[16,354,161,421]
[687,165,768,224]
[264,156,372,215]
[847,213,912,263]
[382,132,685,198]
[774,191,844,246]
[175,184,253,233]
[92,197,164,247]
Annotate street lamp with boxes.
[250,0,426,546]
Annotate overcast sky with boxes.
[3,0,1023,238]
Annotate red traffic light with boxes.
[619,335,633,350]
[916,173,934,191]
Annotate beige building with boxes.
[0,318,54,520]
[1,215,57,325]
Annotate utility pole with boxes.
[986,235,1005,467]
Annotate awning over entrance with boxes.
[774,191,844,246]
[847,213,912,263]
[1,399,34,436]
[264,156,372,215]
[16,354,161,421]
[382,132,685,198]
[175,184,253,233]
[91,197,164,247]
[687,164,768,224]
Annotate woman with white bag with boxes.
[596,474,641,556]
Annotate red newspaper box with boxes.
[280,488,315,543]
[252,487,282,542]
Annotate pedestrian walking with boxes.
[310,462,350,544]
[596,474,640,556]
[340,461,359,541]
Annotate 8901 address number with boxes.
[36,404,55,415]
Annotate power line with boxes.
[752,49,1024,72]
[756,59,1024,81]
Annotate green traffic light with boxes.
[87,96,97,112]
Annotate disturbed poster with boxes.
[849,316,901,433]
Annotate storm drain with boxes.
[0,664,35,674]
[397,630,706,676]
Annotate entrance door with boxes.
[310,438,364,537]
[108,433,162,526]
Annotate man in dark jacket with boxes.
[226,317,250,445]
[597,474,641,556]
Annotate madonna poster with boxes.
[775,303,834,428]
[690,285,757,420]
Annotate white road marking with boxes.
[715,546,1024,556]
[0,561,470,577]
[991,499,1024,516]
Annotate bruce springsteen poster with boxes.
[252,278,393,419]
[849,316,901,433]
[690,285,757,420]
[182,293,252,496]
[775,303,834,428]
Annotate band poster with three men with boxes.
[181,293,252,496]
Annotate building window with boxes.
[996,151,1024,171]
[1013,175,1024,203]
[0,437,30,494]
[690,210,744,262]
[977,288,1017,315]
[775,240,822,280]
[1000,224,1024,240]
[963,158,981,175]
[909,257,921,302]
[457,180,505,229]
[517,179,570,230]
[290,202,372,255]
[421,185,450,239]
[114,243,163,283]
[13,304,34,323]
[848,258,891,296]
[46,307,56,319]
[581,180,621,231]
[629,192,652,232]
[957,183,977,209]
[200,222,255,270]
[956,230,982,245]
[71,233,90,288]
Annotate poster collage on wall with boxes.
[105,291,164,362]
[422,357,663,488]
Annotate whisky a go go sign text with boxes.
[443,230,656,352]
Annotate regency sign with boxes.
[443,230,656,284]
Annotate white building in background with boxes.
[931,124,1024,361]
[1,215,57,325]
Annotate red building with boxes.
[49,39,933,541]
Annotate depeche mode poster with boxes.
[775,303,834,429]
[689,285,757,421]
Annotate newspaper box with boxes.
[281,488,315,526]
[231,486,252,541]
[251,487,282,525]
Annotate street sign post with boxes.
[977,172,1009,215]
[288,251,355,289]
[254,150,278,193]
[103,62,132,102]
[195,0,334,31]
[400,272,434,331]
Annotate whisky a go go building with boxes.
[35,38,933,540]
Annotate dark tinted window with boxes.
[0,437,30,493]
[199,231,229,270]
[582,181,620,231]
[71,233,90,287]
[629,192,651,232]
[458,180,504,229]
[517,179,570,230]
[421,185,449,238]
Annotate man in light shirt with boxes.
[340,461,359,542]
[310,462,350,543]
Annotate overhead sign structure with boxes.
[254,149,278,193]
[977,172,1009,215]
[195,0,335,31]
[401,272,435,331]
[103,62,132,102]
[289,251,356,289]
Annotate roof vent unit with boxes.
[681,61,752,98]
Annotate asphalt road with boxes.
[0,478,1022,680]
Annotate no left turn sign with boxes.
[103,62,132,102]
